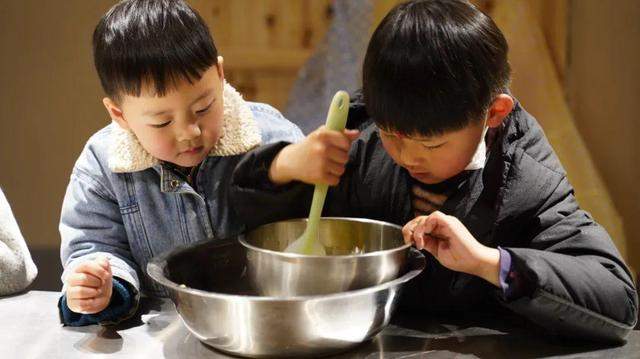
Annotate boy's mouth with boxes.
[182,146,204,155]
[405,166,428,176]
[407,169,433,181]
[409,170,429,178]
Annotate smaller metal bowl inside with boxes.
[240,217,411,296]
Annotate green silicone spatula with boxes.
[285,91,350,255]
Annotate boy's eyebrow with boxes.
[144,108,170,117]
[142,89,215,117]
[403,132,446,143]
[380,128,443,143]
[414,136,445,144]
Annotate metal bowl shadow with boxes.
[147,239,425,358]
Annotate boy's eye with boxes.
[150,121,171,128]
[196,105,210,115]
[196,100,214,115]
[422,143,444,150]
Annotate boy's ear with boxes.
[486,94,514,128]
[102,97,129,130]
[216,56,225,81]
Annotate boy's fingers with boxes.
[97,256,111,272]
[69,298,104,314]
[413,229,424,249]
[326,160,346,177]
[328,173,341,185]
[75,261,109,279]
[423,212,443,235]
[422,234,439,256]
[402,223,416,244]
[343,129,360,141]
[413,218,428,248]
[428,211,456,238]
[322,131,352,151]
[67,272,102,288]
[323,177,340,186]
[326,147,349,165]
[67,286,101,300]
[314,171,340,185]
[76,261,111,284]
[415,235,424,250]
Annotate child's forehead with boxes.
[122,68,220,105]
[136,76,191,98]
[125,65,220,100]
[120,86,180,106]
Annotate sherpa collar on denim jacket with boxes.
[107,82,262,173]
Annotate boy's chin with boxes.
[168,152,209,168]
[173,160,202,168]
[175,157,206,168]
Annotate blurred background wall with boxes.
[0,0,637,290]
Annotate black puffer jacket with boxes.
[231,100,638,343]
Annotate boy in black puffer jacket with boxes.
[232,0,638,343]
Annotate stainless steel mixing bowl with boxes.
[239,217,412,296]
[147,239,425,358]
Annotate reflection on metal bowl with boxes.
[147,238,425,358]
[240,217,412,296]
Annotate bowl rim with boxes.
[147,242,425,303]
[239,217,412,259]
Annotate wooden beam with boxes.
[221,48,314,71]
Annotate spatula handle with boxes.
[324,91,350,132]
[301,91,350,254]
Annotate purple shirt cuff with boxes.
[498,247,515,298]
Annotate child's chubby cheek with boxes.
[199,111,224,148]
[138,135,180,161]
[430,155,471,178]
[203,123,224,146]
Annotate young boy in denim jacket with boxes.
[58,0,303,326]
[232,0,638,342]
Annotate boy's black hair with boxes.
[93,0,217,100]
[363,0,511,137]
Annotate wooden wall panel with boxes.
[0,0,116,250]
[491,0,628,259]
[526,0,568,82]
[567,0,640,271]
[192,0,333,110]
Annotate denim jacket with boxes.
[59,83,303,322]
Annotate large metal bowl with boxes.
[240,217,411,296]
[147,238,425,358]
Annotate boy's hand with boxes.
[403,211,500,287]
[65,257,113,314]
[269,126,360,186]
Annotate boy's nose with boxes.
[177,122,201,141]
[399,148,421,168]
